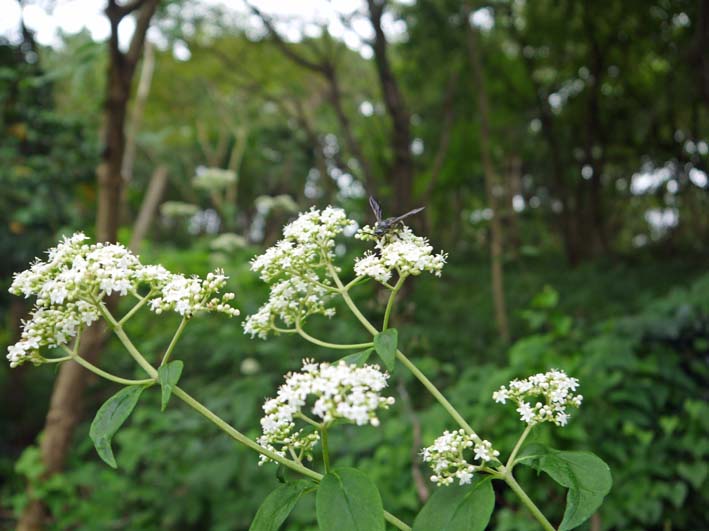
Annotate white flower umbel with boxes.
[7,233,239,367]
[355,226,447,283]
[257,359,395,464]
[192,167,237,192]
[493,369,583,427]
[421,429,500,486]
[244,207,352,338]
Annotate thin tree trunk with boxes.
[122,39,155,184]
[366,0,414,212]
[130,164,169,250]
[465,4,511,343]
[17,2,160,529]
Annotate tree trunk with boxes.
[130,164,169,250]
[366,0,414,212]
[465,4,510,343]
[17,2,160,529]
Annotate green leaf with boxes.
[518,445,612,531]
[373,329,397,371]
[316,467,385,531]
[158,360,184,411]
[412,477,494,531]
[341,348,374,366]
[89,385,147,468]
[677,461,707,489]
[249,480,314,531]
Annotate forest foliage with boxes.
[1,0,708,529]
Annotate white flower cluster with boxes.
[421,429,500,486]
[354,226,447,283]
[257,359,395,464]
[210,233,247,253]
[7,233,239,368]
[243,207,352,338]
[192,167,237,192]
[493,369,583,427]
[160,201,199,219]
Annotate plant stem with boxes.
[296,321,373,350]
[83,302,413,531]
[394,350,477,436]
[504,473,557,531]
[382,275,406,330]
[321,425,331,472]
[506,424,533,470]
[61,346,153,386]
[118,290,154,326]
[97,301,158,377]
[161,316,188,366]
[42,355,73,363]
[329,264,477,436]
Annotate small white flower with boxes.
[244,207,352,338]
[257,359,394,465]
[7,233,239,367]
[421,429,499,487]
[354,226,447,283]
[494,369,582,427]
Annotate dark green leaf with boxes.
[89,385,147,468]
[249,480,314,531]
[341,348,374,366]
[413,477,494,531]
[518,445,612,531]
[373,329,397,371]
[158,360,184,411]
[316,467,385,531]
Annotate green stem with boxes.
[118,290,154,326]
[506,424,533,470]
[295,412,322,429]
[61,346,154,386]
[89,302,413,531]
[97,301,158,377]
[382,275,406,330]
[504,473,557,531]
[395,350,477,436]
[329,264,477,436]
[173,386,410,528]
[342,275,367,291]
[172,386,321,480]
[42,355,72,364]
[161,316,189,366]
[321,425,331,472]
[296,321,373,350]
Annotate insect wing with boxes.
[391,206,425,224]
[369,196,383,222]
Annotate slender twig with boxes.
[326,262,478,436]
[382,275,406,330]
[296,320,373,350]
[118,290,154,326]
[61,346,153,386]
[506,424,533,471]
[160,316,188,366]
[321,426,331,472]
[42,355,73,364]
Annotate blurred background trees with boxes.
[1,0,707,530]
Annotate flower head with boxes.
[421,429,499,486]
[493,369,582,426]
[244,207,353,338]
[192,167,237,192]
[257,359,395,464]
[355,226,447,283]
[7,233,238,367]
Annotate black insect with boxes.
[368,196,425,236]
